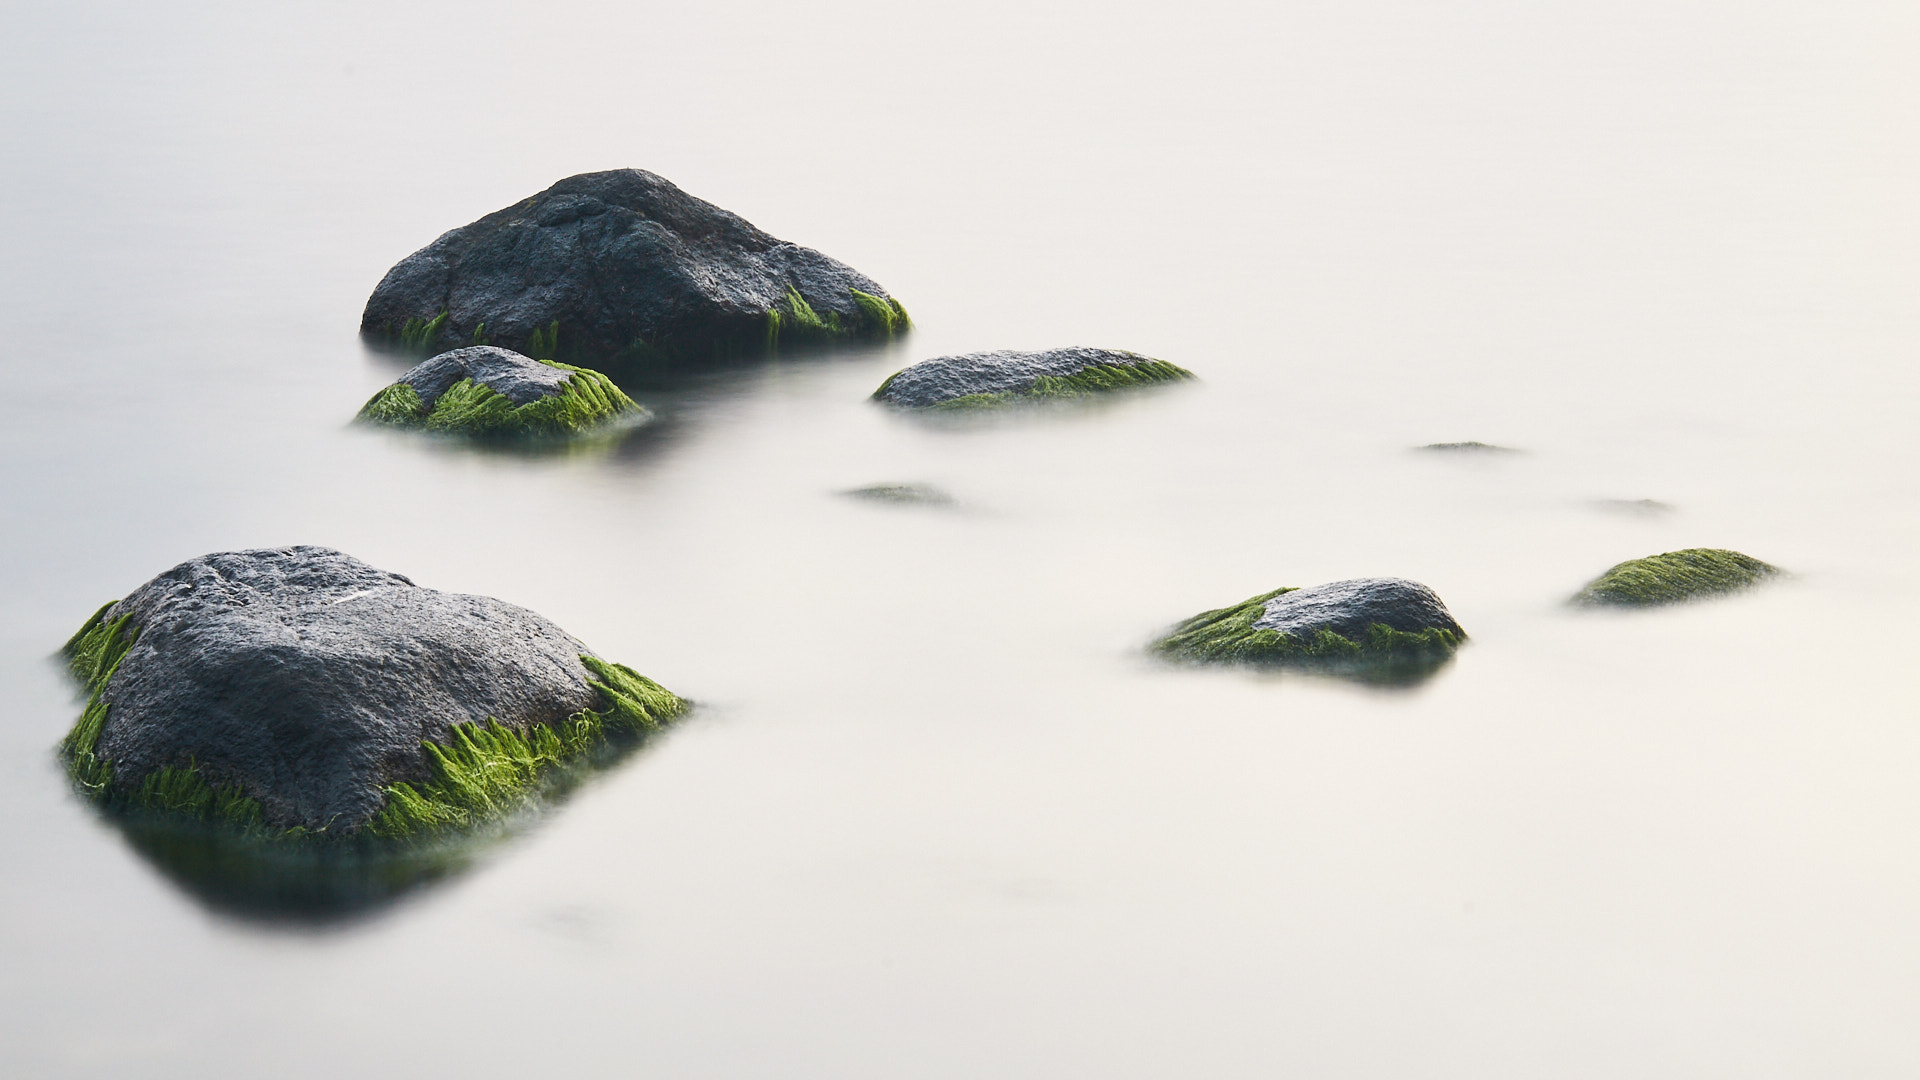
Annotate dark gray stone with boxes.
[1252,578,1464,641]
[92,547,602,833]
[360,168,898,371]
[873,347,1166,408]
[398,346,575,409]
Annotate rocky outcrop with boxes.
[1571,548,1779,606]
[1153,577,1466,668]
[360,169,908,375]
[872,347,1194,409]
[60,547,684,839]
[356,346,644,437]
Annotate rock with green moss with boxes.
[359,169,909,375]
[872,347,1194,410]
[59,547,686,844]
[357,346,645,437]
[1153,577,1466,670]
[1571,548,1779,607]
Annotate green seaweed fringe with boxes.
[765,286,911,348]
[398,310,449,353]
[355,361,644,438]
[1572,548,1779,607]
[57,603,687,844]
[1152,587,1464,666]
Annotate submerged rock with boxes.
[1571,548,1779,607]
[872,347,1194,410]
[60,547,685,841]
[360,169,908,374]
[357,346,644,438]
[1416,441,1520,454]
[839,482,955,506]
[1154,577,1466,671]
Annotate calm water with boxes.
[4,1,1918,1075]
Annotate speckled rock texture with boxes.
[88,547,602,832]
[396,346,577,408]
[872,347,1186,408]
[1252,578,1464,640]
[360,168,900,371]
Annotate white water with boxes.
[3,1,1918,1075]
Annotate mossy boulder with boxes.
[1154,577,1466,671]
[357,346,644,438]
[359,169,909,376]
[872,347,1194,410]
[1571,548,1779,607]
[60,547,685,843]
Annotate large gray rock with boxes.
[85,547,603,833]
[1252,578,1464,641]
[360,169,906,374]
[872,347,1194,409]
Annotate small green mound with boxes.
[1572,548,1780,607]
[1152,587,1463,666]
[765,286,911,348]
[57,606,687,845]
[355,362,644,439]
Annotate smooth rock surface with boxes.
[360,168,897,369]
[396,346,576,409]
[873,347,1171,408]
[91,547,603,832]
[1252,578,1465,641]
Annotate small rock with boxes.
[839,483,955,506]
[872,348,1194,409]
[1591,498,1676,516]
[1571,548,1779,607]
[360,169,908,374]
[357,346,645,437]
[1416,441,1520,454]
[1154,577,1466,669]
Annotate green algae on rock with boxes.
[357,346,645,438]
[1571,548,1780,607]
[1153,578,1466,671]
[57,548,687,853]
[872,348,1195,410]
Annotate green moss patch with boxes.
[765,286,911,348]
[1572,548,1780,607]
[1152,587,1464,667]
[57,606,687,847]
[356,361,644,439]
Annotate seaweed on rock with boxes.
[1571,548,1780,607]
[56,609,688,848]
[356,360,644,439]
[1153,587,1464,668]
[764,286,911,349]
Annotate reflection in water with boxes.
[112,815,490,926]
[81,725,675,926]
[1179,649,1461,691]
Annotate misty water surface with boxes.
[2,1,1917,1077]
